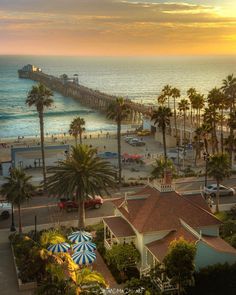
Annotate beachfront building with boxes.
[11,145,69,170]
[103,178,236,277]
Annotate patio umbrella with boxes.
[47,242,70,253]
[72,241,96,252]
[68,230,92,243]
[72,250,96,265]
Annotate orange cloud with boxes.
[0,0,236,55]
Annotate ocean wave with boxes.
[0,109,95,120]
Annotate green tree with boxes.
[207,153,232,213]
[151,156,175,179]
[163,237,196,295]
[106,97,130,184]
[0,168,36,233]
[46,145,116,229]
[151,106,172,162]
[69,116,85,146]
[26,83,54,189]
[40,229,66,247]
[106,243,140,279]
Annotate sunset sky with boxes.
[1,0,236,56]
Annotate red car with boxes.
[58,195,103,212]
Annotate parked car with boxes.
[124,136,135,143]
[0,202,11,219]
[129,139,145,146]
[97,151,118,159]
[58,195,104,212]
[203,184,235,197]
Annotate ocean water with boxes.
[0,55,236,139]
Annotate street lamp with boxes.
[203,152,210,187]
[10,203,16,232]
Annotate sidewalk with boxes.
[0,229,31,295]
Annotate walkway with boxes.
[0,229,31,295]
[93,250,121,289]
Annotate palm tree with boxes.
[69,117,85,146]
[46,145,116,229]
[171,88,181,137]
[191,93,205,127]
[106,97,130,184]
[151,106,172,162]
[187,88,197,124]
[26,83,54,189]
[221,74,236,165]
[0,168,35,233]
[178,99,190,147]
[158,85,172,108]
[207,153,231,213]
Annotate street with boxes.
[1,178,236,230]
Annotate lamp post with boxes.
[10,203,16,232]
[203,152,210,187]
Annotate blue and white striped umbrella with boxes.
[72,241,96,252]
[47,242,70,253]
[68,231,92,243]
[72,250,96,265]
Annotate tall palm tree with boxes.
[187,87,197,124]
[26,83,54,189]
[69,117,85,146]
[106,97,130,183]
[171,88,181,137]
[0,168,35,233]
[151,106,172,162]
[158,85,172,108]
[191,93,205,127]
[46,145,116,229]
[221,74,236,165]
[178,99,190,147]
[207,153,231,213]
[205,88,224,154]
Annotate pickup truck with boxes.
[58,195,103,212]
[0,202,12,219]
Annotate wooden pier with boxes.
[18,64,151,124]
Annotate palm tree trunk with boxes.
[75,135,78,147]
[39,112,47,190]
[79,132,82,145]
[162,125,167,163]
[78,199,85,229]
[216,180,220,213]
[18,204,22,233]
[174,98,177,137]
[221,109,224,154]
[117,120,122,184]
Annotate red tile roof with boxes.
[112,186,221,233]
[146,225,198,262]
[202,235,236,254]
[103,216,136,237]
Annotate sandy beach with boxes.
[0,131,162,174]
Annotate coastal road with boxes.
[1,180,236,230]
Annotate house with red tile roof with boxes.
[103,179,236,275]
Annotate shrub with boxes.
[187,263,236,295]
[219,219,236,238]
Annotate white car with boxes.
[124,136,134,143]
[203,184,235,197]
[0,202,12,219]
